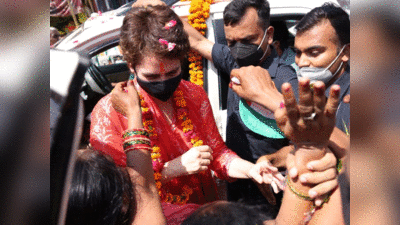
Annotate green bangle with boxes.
[123,130,150,139]
[337,158,343,173]
[286,176,313,201]
[123,140,151,149]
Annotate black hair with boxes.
[65,149,136,225]
[223,0,270,30]
[271,21,290,49]
[295,3,350,47]
[181,201,272,225]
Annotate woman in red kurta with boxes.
[91,80,239,205]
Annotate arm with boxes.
[273,79,344,225]
[182,18,214,62]
[111,81,166,225]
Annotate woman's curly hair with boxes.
[120,5,190,68]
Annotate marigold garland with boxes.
[180,0,213,87]
[139,88,204,205]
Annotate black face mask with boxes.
[136,73,182,102]
[229,30,269,67]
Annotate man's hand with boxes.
[287,147,338,206]
[230,66,283,112]
[132,0,166,8]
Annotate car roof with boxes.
[56,0,345,53]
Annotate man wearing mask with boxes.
[183,0,315,215]
[294,3,350,133]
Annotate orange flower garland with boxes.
[180,0,213,87]
[139,88,204,205]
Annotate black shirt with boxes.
[211,43,298,212]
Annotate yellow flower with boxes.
[154,172,162,180]
[193,140,204,147]
[151,153,161,159]
[155,181,162,189]
[152,146,161,153]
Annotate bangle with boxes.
[286,176,313,201]
[123,139,151,148]
[123,128,149,139]
[286,176,331,224]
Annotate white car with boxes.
[55,0,349,142]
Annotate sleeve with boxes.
[275,64,299,101]
[89,95,127,167]
[193,85,240,182]
[211,43,238,79]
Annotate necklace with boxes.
[139,87,203,205]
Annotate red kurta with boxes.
[90,80,239,205]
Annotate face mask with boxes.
[230,29,269,67]
[136,73,182,102]
[297,45,347,84]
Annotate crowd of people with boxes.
[64,0,350,224]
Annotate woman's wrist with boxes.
[127,107,143,129]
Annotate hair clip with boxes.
[164,20,177,30]
[159,38,176,51]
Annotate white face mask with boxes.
[297,44,348,85]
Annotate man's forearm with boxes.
[181,18,214,62]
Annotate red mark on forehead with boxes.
[159,62,166,74]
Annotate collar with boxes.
[260,45,280,78]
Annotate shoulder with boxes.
[180,80,209,101]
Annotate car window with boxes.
[91,45,125,66]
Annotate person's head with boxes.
[50,27,60,46]
[223,0,274,67]
[181,201,272,225]
[294,3,350,86]
[120,5,190,101]
[271,21,290,57]
[66,149,136,225]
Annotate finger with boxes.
[196,145,213,153]
[285,149,298,179]
[250,170,263,184]
[271,181,279,194]
[231,76,241,85]
[324,85,341,118]
[314,197,325,207]
[199,166,208,171]
[272,172,285,182]
[308,179,338,199]
[281,83,299,123]
[307,151,337,171]
[299,168,337,184]
[200,152,212,160]
[298,78,314,118]
[343,94,350,104]
[272,176,286,190]
[201,159,211,166]
[312,81,327,119]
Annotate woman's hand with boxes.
[162,146,213,181]
[180,145,213,175]
[111,80,141,117]
[275,78,340,146]
[247,160,285,192]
